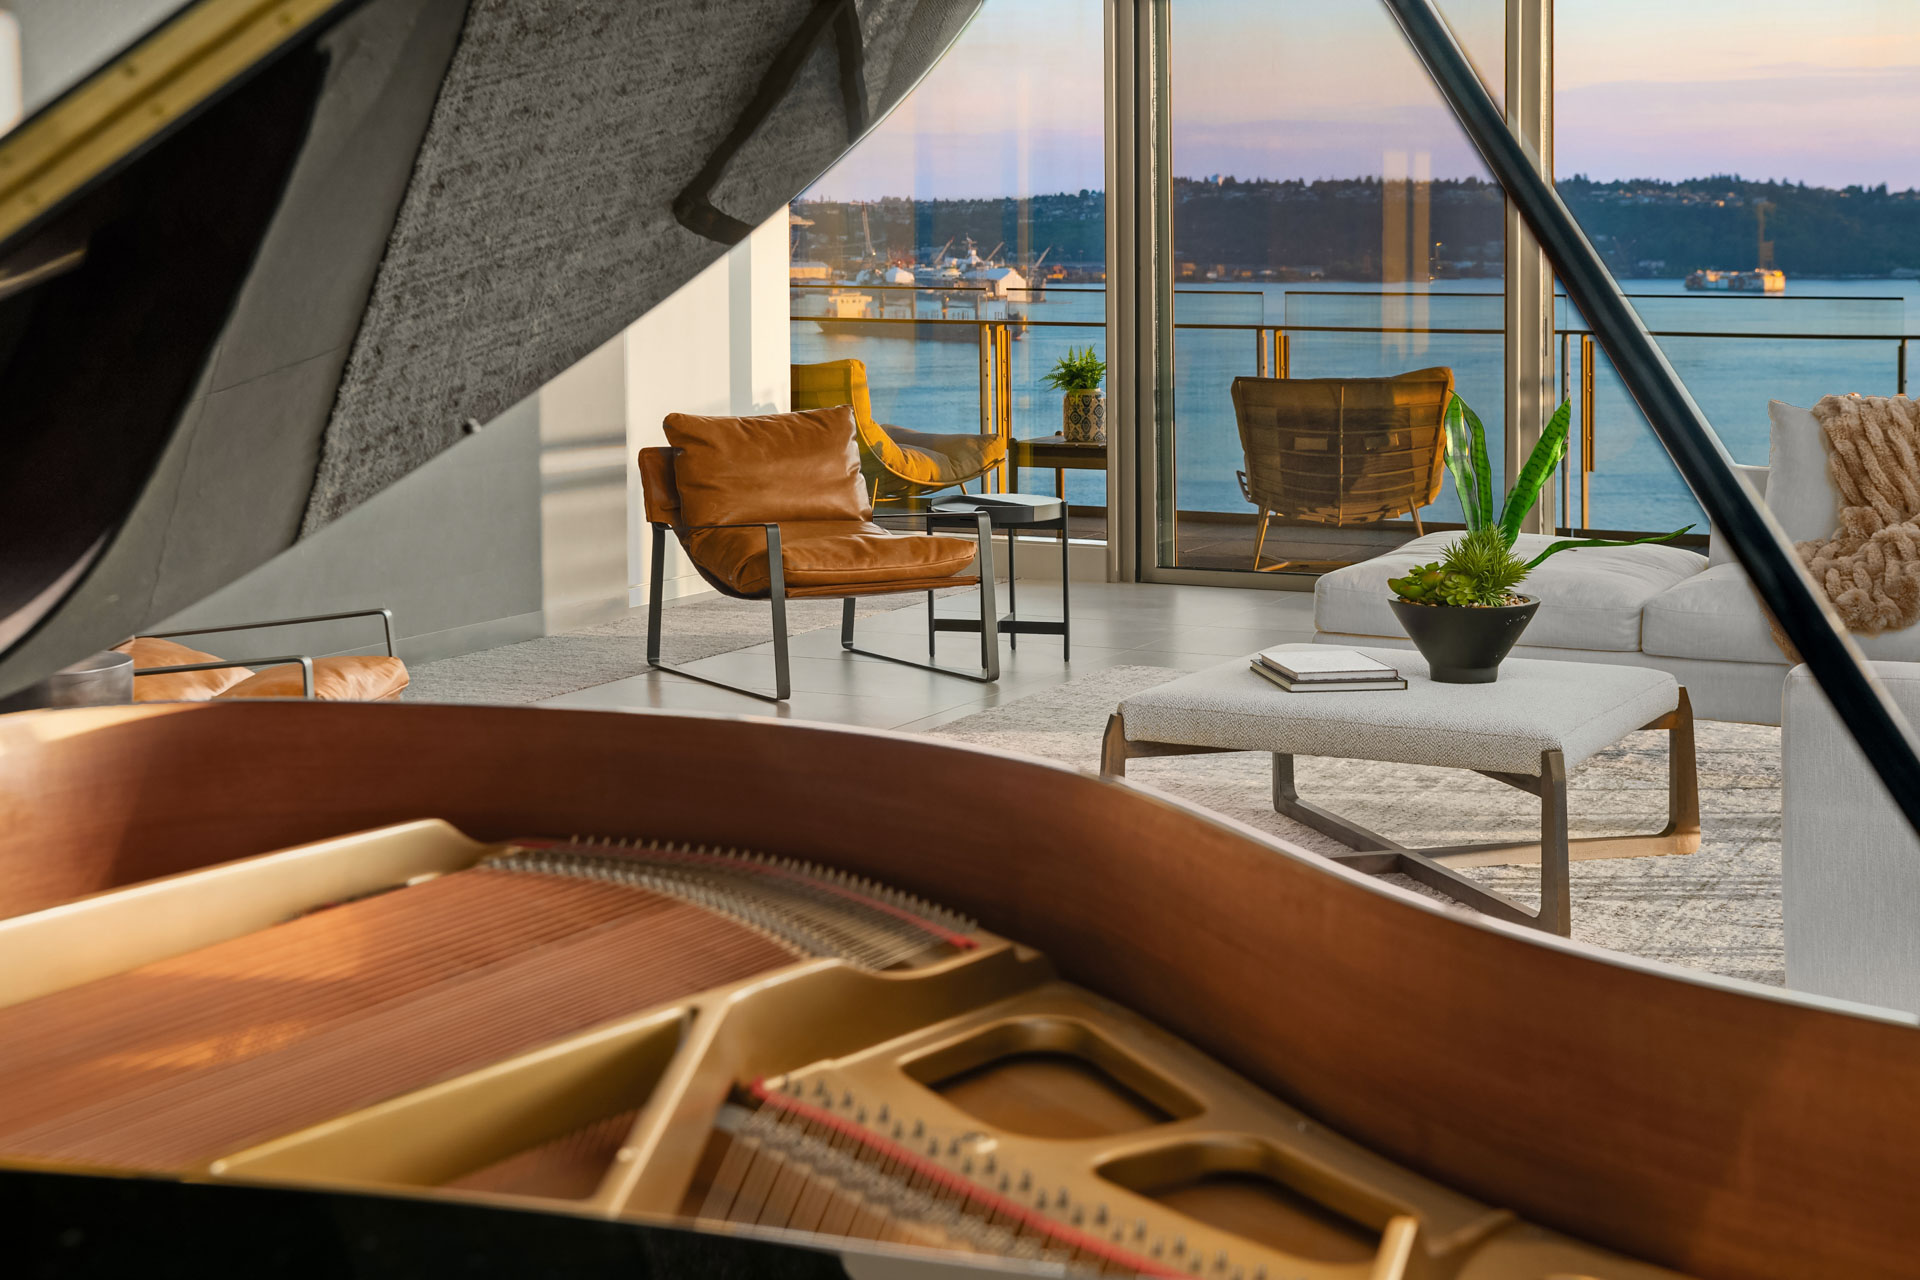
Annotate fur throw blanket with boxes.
[1798,394,1920,633]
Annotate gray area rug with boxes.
[927,665,1785,987]
[404,593,936,704]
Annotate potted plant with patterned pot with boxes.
[1044,346,1107,443]
[1387,396,1690,683]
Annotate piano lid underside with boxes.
[0,0,978,698]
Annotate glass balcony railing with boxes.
[794,281,1916,569]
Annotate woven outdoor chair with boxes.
[1231,367,1454,571]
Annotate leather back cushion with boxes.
[218,656,410,701]
[114,637,248,702]
[663,407,869,527]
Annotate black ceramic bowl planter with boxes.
[1389,595,1539,683]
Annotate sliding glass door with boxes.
[1151,0,1512,579]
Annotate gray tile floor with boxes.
[539,578,1320,730]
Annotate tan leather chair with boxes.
[1232,367,1453,571]
[117,609,408,700]
[639,405,999,701]
[791,358,1008,502]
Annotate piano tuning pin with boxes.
[1151,1240,1165,1258]
[912,1119,925,1139]
[1215,1251,1229,1271]
[960,1158,972,1175]
[1034,1191,1047,1210]
[1057,1186,1069,1207]
[1071,1207,1085,1227]
[841,1089,854,1108]
[1252,1268,1267,1280]
[855,1107,867,1124]
[998,1173,1011,1192]
[1135,1220,1148,1241]
[1093,1204,1108,1226]
[948,1137,961,1156]
[877,1104,889,1124]
[927,1138,940,1156]
[892,1122,904,1139]
[1173,1236,1186,1255]
[983,1154,996,1174]
[1018,1171,1032,1192]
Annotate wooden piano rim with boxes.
[1,699,1916,1280]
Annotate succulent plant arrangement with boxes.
[1388,395,1691,607]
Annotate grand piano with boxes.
[1,4,1916,1278]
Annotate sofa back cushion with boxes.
[1766,400,1840,543]
[663,407,869,528]
[1707,463,1771,568]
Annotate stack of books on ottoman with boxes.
[1250,647,1405,693]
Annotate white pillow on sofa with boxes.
[1707,463,1770,568]
[1765,399,1839,544]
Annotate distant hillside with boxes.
[1560,176,1920,278]
[793,176,1920,281]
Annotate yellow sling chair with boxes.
[791,359,1009,502]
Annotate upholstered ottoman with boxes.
[1102,646,1698,934]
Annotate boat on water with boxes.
[794,237,1036,341]
[1685,267,1786,293]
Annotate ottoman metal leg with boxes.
[1273,690,1698,936]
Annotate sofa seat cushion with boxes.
[1315,531,1706,652]
[686,520,977,596]
[115,637,249,701]
[217,656,410,701]
[1643,562,1920,665]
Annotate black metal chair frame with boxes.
[645,513,999,703]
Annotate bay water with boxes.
[791,279,1916,540]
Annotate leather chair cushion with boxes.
[876,426,1008,495]
[664,407,869,527]
[115,637,249,701]
[686,521,976,596]
[217,655,410,701]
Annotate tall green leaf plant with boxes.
[1391,395,1691,606]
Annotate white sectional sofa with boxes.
[1312,402,1920,724]
[1782,662,1920,1015]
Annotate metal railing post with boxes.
[1901,338,1909,397]
[1579,334,1595,529]
[977,322,993,455]
[1255,326,1269,378]
[997,322,1013,492]
[1275,330,1290,378]
[1559,331,1571,533]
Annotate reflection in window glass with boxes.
[1556,0,1920,534]
[1166,0,1508,574]
[789,0,1108,540]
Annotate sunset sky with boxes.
[805,0,1920,200]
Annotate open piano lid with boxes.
[0,0,979,700]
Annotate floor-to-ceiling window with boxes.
[1156,0,1511,577]
[1555,0,1920,535]
[789,0,1109,540]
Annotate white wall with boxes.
[625,212,791,605]
[156,209,790,660]
[538,333,629,632]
